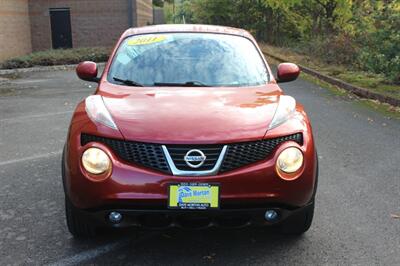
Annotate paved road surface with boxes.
[0,69,399,265]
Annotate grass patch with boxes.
[302,70,400,120]
[260,44,400,101]
[0,47,110,69]
[300,72,349,97]
[267,55,400,119]
[356,99,400,120]
[0,87,18,97]
[0,73,21,79]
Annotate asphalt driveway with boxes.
[0,68,399,265]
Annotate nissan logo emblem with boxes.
[184,149,207,168]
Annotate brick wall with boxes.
[29,0,153,52]
[29,0,132,51]
[136,0,153,27]
[153,7,165,25]
[0,0,32,62]
[0,0,154,62]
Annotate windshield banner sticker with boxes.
[127,35,167,46]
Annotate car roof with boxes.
[122,24,254,39]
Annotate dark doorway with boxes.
[49,8,72,49]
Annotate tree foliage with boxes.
[169,0,400,84]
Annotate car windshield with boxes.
[107,33,269,87]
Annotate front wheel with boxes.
[279,201,315,235]
[65,197,97,238]
[63,148,96,238]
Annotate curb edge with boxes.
[263,50,400,107]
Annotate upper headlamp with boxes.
[85,95,118,130]
[269,95,296,130]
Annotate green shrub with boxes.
[0,47,110,69]
[176,0,399,85]
[295,33,359,66]
[357,29,400,85]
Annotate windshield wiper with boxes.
[154,81,210,87]
[113,77,144,87]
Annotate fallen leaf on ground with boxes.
[203,253,216,260]
[390,214,400,219]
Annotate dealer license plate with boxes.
[168,183,219,210]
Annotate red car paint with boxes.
[277,63,301,83]
[64,25,317,219]
[76,61,98,82]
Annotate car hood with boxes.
[101,84,281,144]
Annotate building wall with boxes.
[29,0,152,52]
[0,0,32,62]
[153,7,165,25]
[136,0,153,27]
[0,0,154,62]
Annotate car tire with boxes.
[65,197,97,238]
[279,201,314,235]
[62,146,96,238]
[280,155,318,235]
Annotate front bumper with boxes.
[73,202,314,229]
[63,135,317,210]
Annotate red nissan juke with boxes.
[62,24,318,237]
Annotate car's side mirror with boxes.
[76,61,99,82]
[276,63,300,83]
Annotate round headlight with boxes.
[276,147,303,174]
[82,148,111,175]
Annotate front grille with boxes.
[81,133,302,175]
[81,134,170,174]
[165,145,223,171]
[219,133,303,173]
